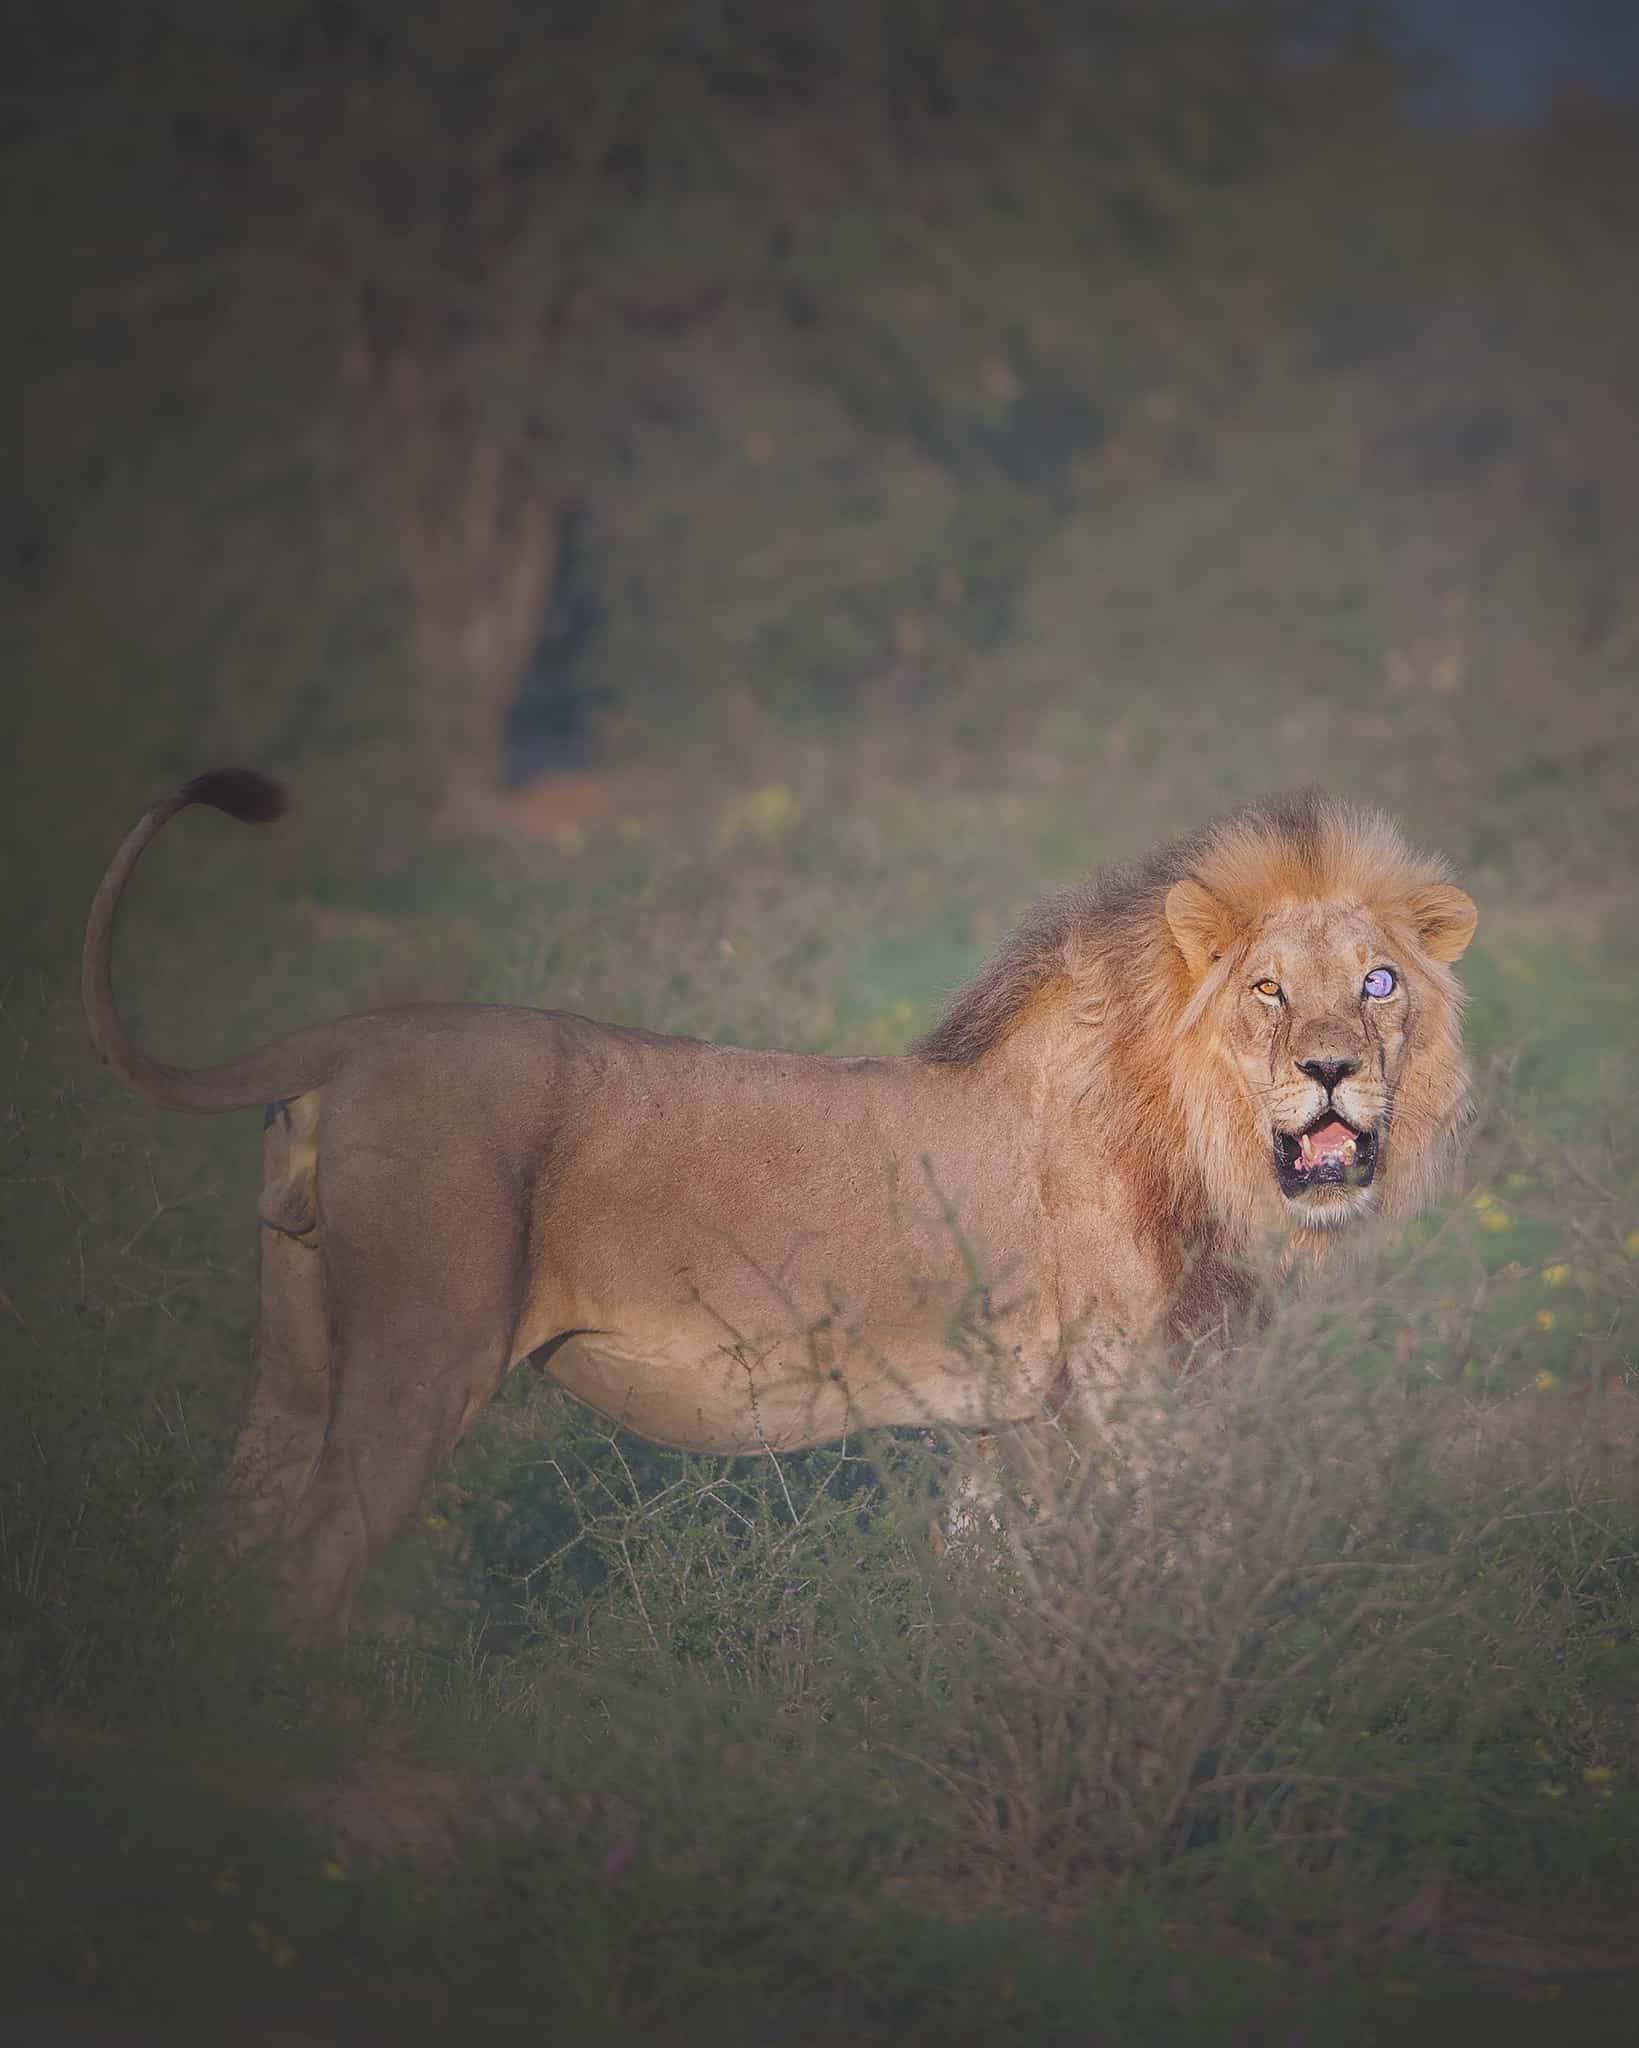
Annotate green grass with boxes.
[4,776,1636,2041]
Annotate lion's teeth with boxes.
[1342,1138,1357,1163]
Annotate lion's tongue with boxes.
[1299,1119,1356,1167]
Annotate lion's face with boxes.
[1165,865,1477,1236]
[1226,903,1423,1227]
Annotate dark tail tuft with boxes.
[179,768,287,825]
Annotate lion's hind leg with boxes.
[272,1310,515,1639]
[221,1095,330,1555]
[266,1135,526,1638]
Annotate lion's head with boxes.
[918,793,1477,1256]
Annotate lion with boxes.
[83,771,1477,1634]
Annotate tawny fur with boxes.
[83,776,1477,1635]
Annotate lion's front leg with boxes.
[1030,1333,1175,1530]
[933,1330,1152,1561]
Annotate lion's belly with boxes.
[540,1318,1058,1455]
[504,1036,1066,1449]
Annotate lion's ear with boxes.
[1409,883,1477,964]
[1164,879,1235,980]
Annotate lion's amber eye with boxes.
[1252,978,1281,999]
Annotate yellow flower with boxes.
[248,1920,297,1966]
[1534,1780,1567,1800]
[319,1858,349,1885]
[753,783,797,830]
[1466,1188,1498,1212]
[1584,1766,1614,1785]
[1540,1264,1572,1287]
[213,1867,239,1895]
[1625,1228,1639,1257]
[1535,1369,1557,1391]
[714,783,800,849]
[1480,1206,1511,1232]
[1535,1310,1557,1331]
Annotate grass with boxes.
[3,769,1636,2042]
[5,2,1639,2038]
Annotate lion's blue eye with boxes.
[1363,967,1397,999]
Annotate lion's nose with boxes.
[1297,1056,1359,1092]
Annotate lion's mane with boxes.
[917,793,1474,1260]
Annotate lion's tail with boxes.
[83,769,342,1114]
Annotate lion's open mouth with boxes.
[1274,1112,1378,1197]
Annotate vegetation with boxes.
[3,1,1636,2038]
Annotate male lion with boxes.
[84,772,1477,1634]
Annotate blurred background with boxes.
[4,3,1639,2038]
[7,0,1637,889]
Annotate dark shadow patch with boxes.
[504,503,606,784]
